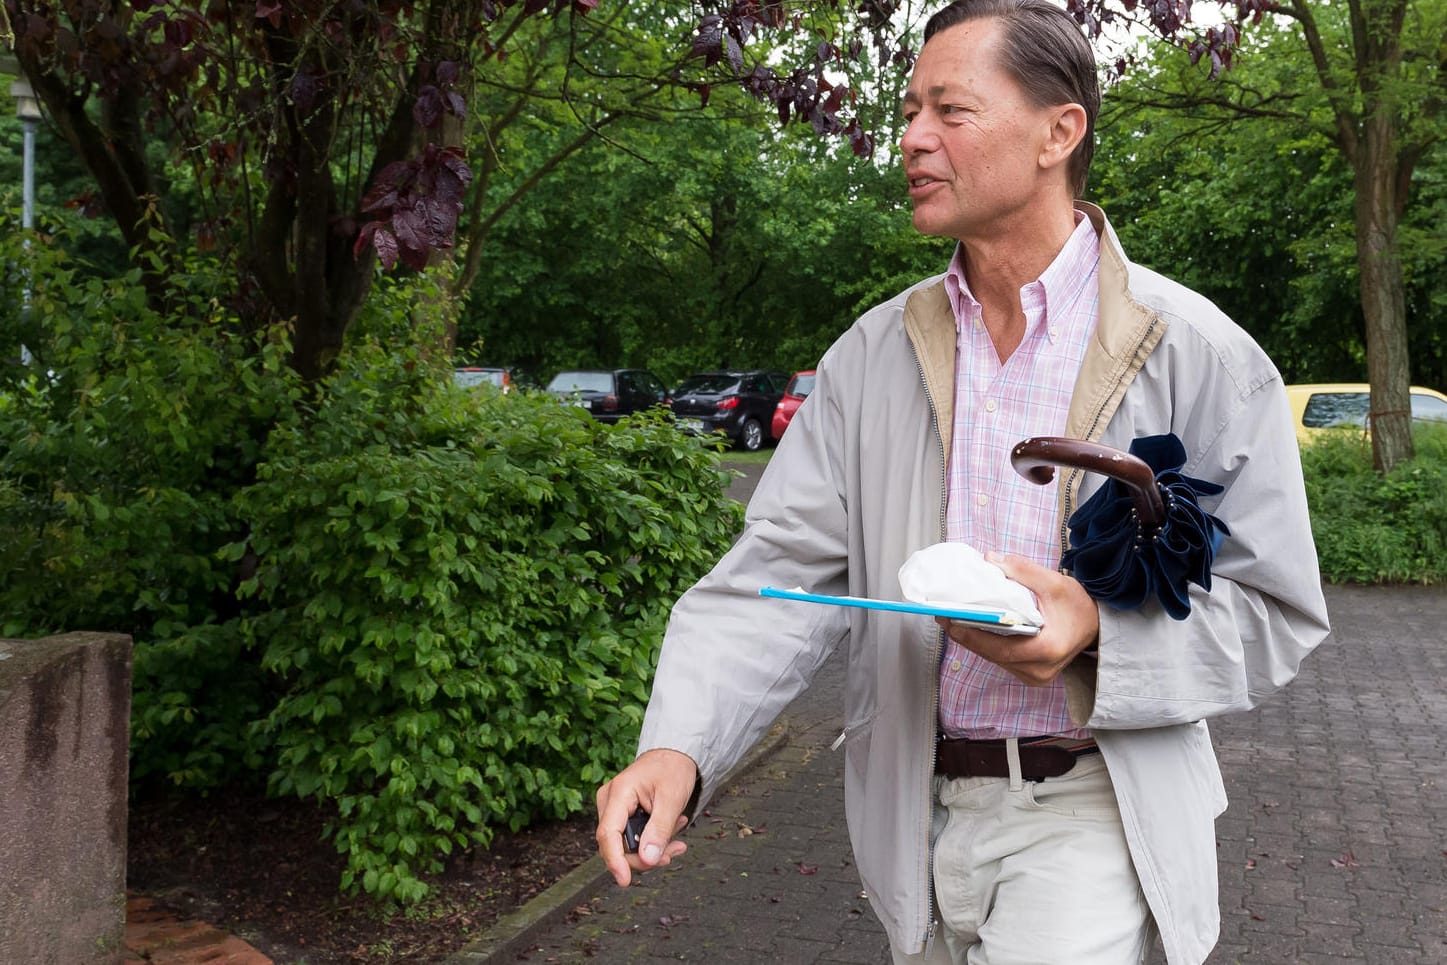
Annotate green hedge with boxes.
[232,353,742,901]
[0,248,302,789]
[1301,425,1447,584]
[0,239,743,903]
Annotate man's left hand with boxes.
[936,553,1099,687]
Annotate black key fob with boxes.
[622,807,649,854]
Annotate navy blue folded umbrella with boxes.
[1010,434,1229,620]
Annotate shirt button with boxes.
[1049,327,1060,341]
[975,493,988,507]
[984,399,997,413]
[949,659,962,672]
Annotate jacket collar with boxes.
[901,203,1166,472]
[1064,202,1166,444]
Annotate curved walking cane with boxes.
[1009,434,1228,620]
[1010,437,1165,526]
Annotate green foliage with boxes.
[0,232,305,787]
[228,349,742,902]
[1301,425,1447,584]
[459,53,944,387]
[1092,22,1447,389]
[1,236,743,903]
[0,88,130,280]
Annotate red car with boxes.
[771,369,817,440]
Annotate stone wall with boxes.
[0,632,133,965]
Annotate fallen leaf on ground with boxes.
[1330,851,1360,869]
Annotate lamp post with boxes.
[10,73,40,365]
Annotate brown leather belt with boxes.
[935,737,1100,781]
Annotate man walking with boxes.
[595,3,1330,962]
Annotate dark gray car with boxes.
[545,368,669,424]
[670,370,789,451]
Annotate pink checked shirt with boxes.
[939,215,1099,739]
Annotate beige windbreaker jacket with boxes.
[638,204,1331,964]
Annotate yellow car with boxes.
[1285,382,1447,444]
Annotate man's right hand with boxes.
[594,748,698,886]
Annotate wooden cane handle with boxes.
[1010,436,1165,526]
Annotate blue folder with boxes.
[758,586,1041,636]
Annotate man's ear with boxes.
[1039,103,1087,173]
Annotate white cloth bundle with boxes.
[897,542,1043,624]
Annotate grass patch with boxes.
[722,447,776,466]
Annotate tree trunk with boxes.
[418,1,472,360]
[1353,113,1414,473]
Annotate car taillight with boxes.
[599,395,619,411]
[716,396,740,410]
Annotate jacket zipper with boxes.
[912,335,948,958]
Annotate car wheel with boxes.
[738,418,764,452]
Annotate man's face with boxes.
[900,19,1062,242]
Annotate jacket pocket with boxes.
[832,714,877,751]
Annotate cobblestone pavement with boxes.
[515,581,1447,964]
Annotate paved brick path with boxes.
[124,892,273,965]
[514,582,1447,964]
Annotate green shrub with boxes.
[1,236,744,903]
[0,237,303,788]
[1301,425,1447,584]
[229,344,742,902]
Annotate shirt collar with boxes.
[943,213,1099,335]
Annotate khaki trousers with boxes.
[891,742,1155,965]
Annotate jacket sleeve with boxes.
[636,354,853,810]
[1078,368,1331,730]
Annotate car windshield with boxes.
[789,373,816,397]
[675,374,739,395]
[548,372,612,393]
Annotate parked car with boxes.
[453,366,512,393]
[1286,382,1447,443]
[545,368,670,423]
[771,369,817,440]
[671,370,790,451]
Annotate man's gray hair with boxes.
[924,0,1099,196]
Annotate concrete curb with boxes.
[442,717,794,964]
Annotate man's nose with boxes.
[899,115,934,159]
